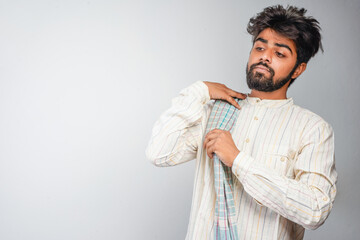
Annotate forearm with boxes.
[232,151,336,229]
[146,81,211,166]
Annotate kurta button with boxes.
[323,197,328,201]
[254,116,258,120]
[256,99,260,103]
[280,157,285,162]
[245,138,250,143]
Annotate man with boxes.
[146,5,337,240]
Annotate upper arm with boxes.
[146,82,213,167]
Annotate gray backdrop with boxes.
[0,0,359,239]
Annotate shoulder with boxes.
[291,104,333,136]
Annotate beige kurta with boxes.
[146,81,337,240]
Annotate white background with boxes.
[0,0,359,239]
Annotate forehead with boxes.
[255,28,297,52]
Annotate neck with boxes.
[249,88,287,100]
[249,82,290,100]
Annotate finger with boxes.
[229,89,247,100]
[207,129,225,138]
[203,136,210,148]
[207,147,214,159]
[225,96,241,110]
[203,130,221,148]
[209,128,223,133]
[206,129,223,137]
[205,140,216,159]
[204,139,211,158]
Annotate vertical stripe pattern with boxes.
[146,81,337,240]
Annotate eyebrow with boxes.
[255,37,293,55]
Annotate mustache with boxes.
[249,62,275,75]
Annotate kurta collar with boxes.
[244,95,294,108]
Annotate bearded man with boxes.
[146,5,337,240]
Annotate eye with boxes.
[276,52,285,58]
[255,47,264,51]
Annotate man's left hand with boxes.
[203,129,240,167]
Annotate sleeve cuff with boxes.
[232,151,255,183]
[186,81,210,104]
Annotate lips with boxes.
[249,63,275,76]
[254,65,270,72]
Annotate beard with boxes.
[246,62,297,92]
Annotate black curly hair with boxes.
[247,5,323,65]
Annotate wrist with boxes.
[202,81,212,97]
[230,149,240,167]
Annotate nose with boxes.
[259,49,272,64]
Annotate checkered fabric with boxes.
[205,99,242,240]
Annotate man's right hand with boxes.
[203,81,247,109]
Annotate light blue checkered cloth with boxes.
[205,99,242,240]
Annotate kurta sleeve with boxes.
[146,81,212,167]
[231,118,337,230]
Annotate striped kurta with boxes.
[146,81,337,240]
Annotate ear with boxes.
[291,63,307,79]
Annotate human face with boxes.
[246,28,299,92]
